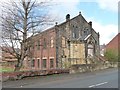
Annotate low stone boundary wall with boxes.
[69,62,118,74]
[2,69,69,82]
[1,62,118,81]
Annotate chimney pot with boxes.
[66,14,70,21]
[89,21,92,28]
[55,22,58,25]
[79,11,81,15]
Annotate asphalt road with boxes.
[2,68,118,88]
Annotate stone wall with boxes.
[69,62,118,74]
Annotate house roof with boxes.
[106,33,120,46]
[105,33,120,51]
[84,34,92,41]
[31,12,92,38]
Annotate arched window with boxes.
[88,44,94,57]
[72,26,79,39]
[37,40,40,50]
[62,37,66,47]
[31,59,35,67]
[50,37,54,48]
[43,38,47,49]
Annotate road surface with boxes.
[2,68,118,88]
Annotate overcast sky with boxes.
[0,0,118,45]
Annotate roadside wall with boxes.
[69,62,118,74]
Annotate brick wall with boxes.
[106,33,120,52]
[27,28,56,70]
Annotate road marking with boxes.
[89,82,108,88]
[89,85,96,88]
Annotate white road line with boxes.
[89,85,96,88]
[89,82,108,88]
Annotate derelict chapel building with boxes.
[26,12,100,70]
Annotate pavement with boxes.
[2,68,118,88]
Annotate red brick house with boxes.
[105,33,120,62]
[26,27,57,70]
[106,33,120,53]
[1,47,17,68]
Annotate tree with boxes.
[118,49,120,62]
[104,49,118,65]
[1,0,55,71]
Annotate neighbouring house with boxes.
[26,12,100,70]
[106,33,120,52]
[1,47,17,68]
[105,33,120,62]
[1,46,29,70]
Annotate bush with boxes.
[104,49,118,65]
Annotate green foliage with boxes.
[0,67,14,72]
[104,49,118,62]
[118,52,120,62]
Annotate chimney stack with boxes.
[79,11,81,15]
[66,14,70,21]
[89,21,92,28]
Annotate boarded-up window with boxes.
[50,59,54,68]
[62,37,66,47]
[42,59,47,68]
[88,44,94,56]
[74,44,78,52]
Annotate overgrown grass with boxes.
[0,67,14,72]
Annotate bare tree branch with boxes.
[1,0,55,71]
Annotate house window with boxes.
[88,44,94,57]
[62,37,66,47]
[84,30,86,34]
[37,40,40,50]
[72,26,79,39]
[31,59,35,67]
[43,38,47,49]
[50,37,54,48]
[84,28,88,36]
[37,59,40,68]
[42,59,47,68]
[73,30,75,38]
[50,59,54,68]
